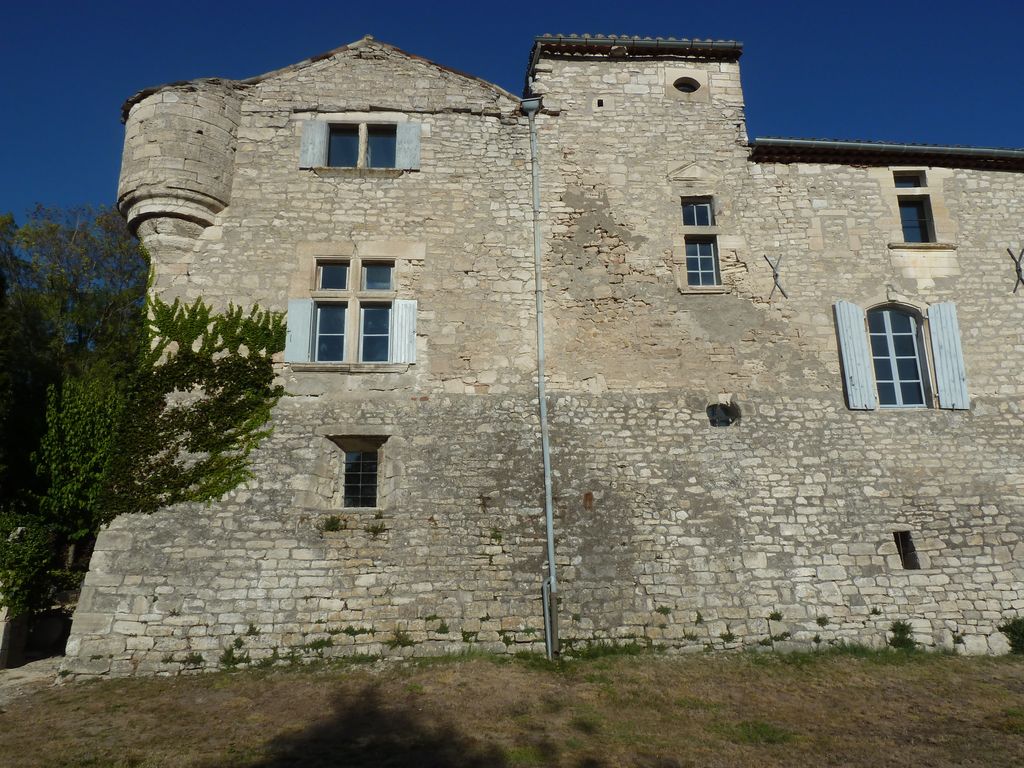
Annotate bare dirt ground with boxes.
[1,648,1022,767]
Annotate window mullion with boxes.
[358,124,368,168]
[883,311,904,407]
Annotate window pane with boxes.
[319,263,348,290]
[877,382,897,405]
[867,312,886,333]
[682,205,697,226]
[870,334,890,356]
[328,126,359,167]
[363,263,393,290]
[362,306,390,334]
[318,304,346,334]
[900,382,925,405]
[362,336,388,362]
[896,357,921,380]
[894,173,923,188]
[873,358,893,381]
[317,335,344,361]
[889,312,913,334]
[366,125,397,168]
[893,334,917,357]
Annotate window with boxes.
[893,531,921,570]
[284,257,417,366]
[868,308,926,407]
[898,199,934,243]
[344,449,379,507]
[327,435,388,508]
[685,239,719,287]
[893,171,935,243]
[834,300,969,411]
[682,199,714,227]
[299,120,420,170]
[680,197,721,288]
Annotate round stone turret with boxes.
[118,80,241,233]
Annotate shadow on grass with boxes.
[243,683,511,768]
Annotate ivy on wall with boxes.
[102,296,286,521]
[1,295,286,615]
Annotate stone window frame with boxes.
[677,195,728,294]
[312,257,397,364]
[284,241,422,372]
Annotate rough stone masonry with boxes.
[61,35,1024,677]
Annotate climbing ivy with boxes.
[101,296,286,522]
[0,296,285,615]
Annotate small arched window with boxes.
[866,307,927,407]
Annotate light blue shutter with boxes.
[395,123,421,170]
[299,121,329,168]
[284,299,314,362]
[928,302,969,410]
[389,299,417,363]
[834,301,877,410]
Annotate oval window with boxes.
[673,77,701,94]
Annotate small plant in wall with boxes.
[997,616,1024,654]
[888,620,917,651]
[387,627,415,649]
[320,515,344,533]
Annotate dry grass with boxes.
[1,648,1023,767]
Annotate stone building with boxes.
[61,34,1024,676]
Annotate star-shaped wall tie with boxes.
[1008,247,1024,294]
[763,253,787,300]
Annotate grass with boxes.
[0,649,1022,767]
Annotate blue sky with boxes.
[3,0,1022,220]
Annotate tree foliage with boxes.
[0,205,285,616]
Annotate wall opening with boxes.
[707,402,741,427]
[893,530,921,570]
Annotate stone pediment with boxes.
[667,161,721,182]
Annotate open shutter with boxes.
[299,121,329,168]
[928,302,970,410]
[834,300,877,410]
[389,299,417,363]
[395,123,421,170]
[284,299,314,363]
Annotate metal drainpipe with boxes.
[521,96,559,658]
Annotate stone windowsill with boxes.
[311,167,409,179]
[289,363,411,373]
[887,242,957,251]
[678,285,730,295]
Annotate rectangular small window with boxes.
[363,262,394,291]
[328,126,359,167]
[318,262,349,290]
[315,303,347,362]
[685,237,720,287]
[344,450,379,507]
[893,531,921,570]
[894,171,925,188]
[682,198,715,227]
[366,125,397,168]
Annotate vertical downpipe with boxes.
[521,97,559,658]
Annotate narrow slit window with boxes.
[893,531,921,570]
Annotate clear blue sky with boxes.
[3,0,1022,220]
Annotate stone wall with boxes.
[62,37,1024,677]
